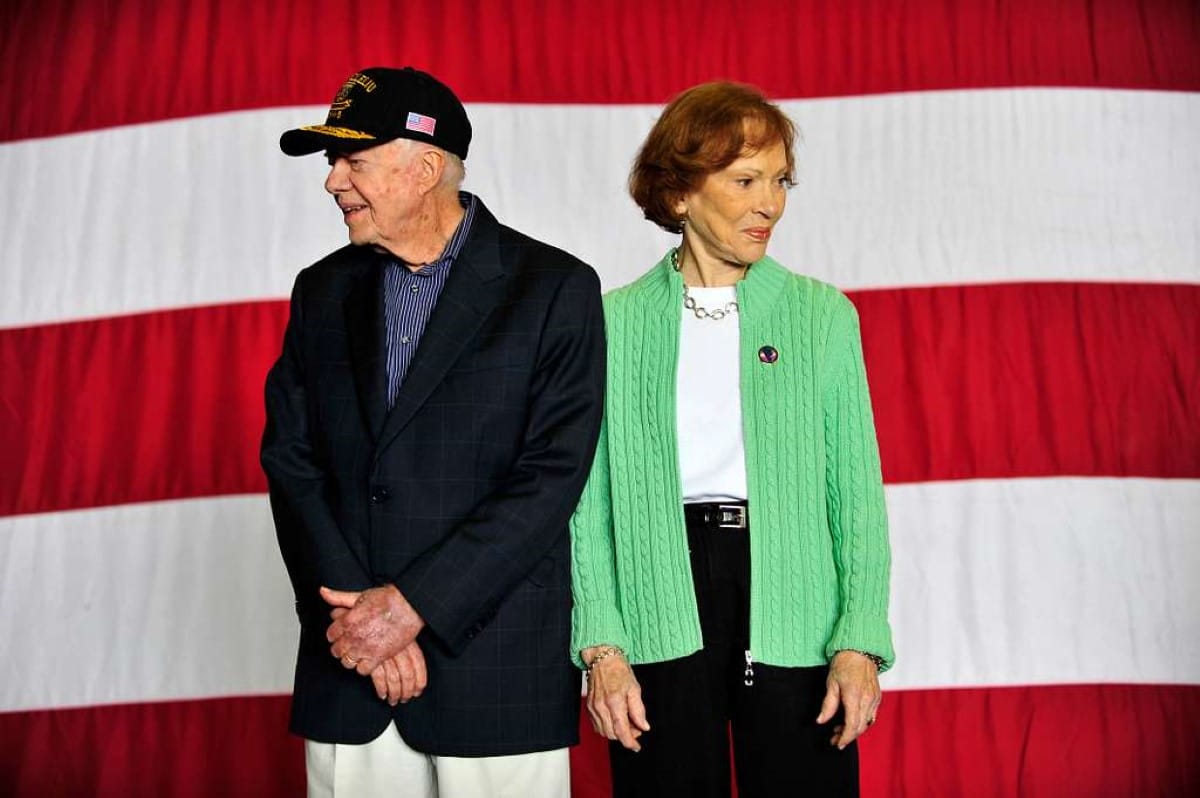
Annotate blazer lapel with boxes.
[345,262,389,443]
[375,203,506,459]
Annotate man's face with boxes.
[324,140,422,251]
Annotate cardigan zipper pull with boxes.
[744,650,755,686]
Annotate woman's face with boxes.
[676,139,790,267]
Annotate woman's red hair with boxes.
[630,82,797,234]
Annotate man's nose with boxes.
[324,159,349,194]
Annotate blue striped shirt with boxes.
[384,192,478,406]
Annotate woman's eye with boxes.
[736,178,752,187]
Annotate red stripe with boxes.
[0,696,304,798]
[3,0,1198,143]
[859,684,1200,798]
[855,282,1200,484]
[2,687,1196,796]
[1,283,1195,518]
[0,302,285,517]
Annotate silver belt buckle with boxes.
[717,504,747,529]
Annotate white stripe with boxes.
[886,477,1200,690]
[1,478,1196,711]
[1,88,1197,328]
[0,496,297,711]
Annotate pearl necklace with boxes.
[671,248,739,321]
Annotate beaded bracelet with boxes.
[584,645,625,677]
[840,649,886,669]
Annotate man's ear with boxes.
[418,148,445,194]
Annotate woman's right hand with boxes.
[582,646,651,751]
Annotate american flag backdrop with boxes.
[1,1,1198,796]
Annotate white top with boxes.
[676,286,749,503]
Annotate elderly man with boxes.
[261,66,605,797]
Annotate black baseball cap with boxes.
[280,67,471,159]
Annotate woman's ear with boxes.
[673,194,689,219]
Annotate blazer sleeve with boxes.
[393,263,607,655]
[261,271,373,620]
[821,294,896,671]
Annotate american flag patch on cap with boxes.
[405,112,437,135]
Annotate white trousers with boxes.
[305,724,570,798]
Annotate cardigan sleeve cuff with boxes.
[825,612,896,673]
[570,600,632,669]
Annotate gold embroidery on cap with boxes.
[298,125,377,140]
[329,73,377,120]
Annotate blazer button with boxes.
[370,486,390,504]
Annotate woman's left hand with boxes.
[817,650,882,749]
[582,647,649,752]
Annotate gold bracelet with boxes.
[840,649,886,669]
[584,645,625,676]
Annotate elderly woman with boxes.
[569,82,895,796]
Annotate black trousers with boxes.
[610,505,859,798]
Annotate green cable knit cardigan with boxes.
[569,252,895,671]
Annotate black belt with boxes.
[684,501,749,530]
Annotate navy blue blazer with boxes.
[261,199,605,755]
